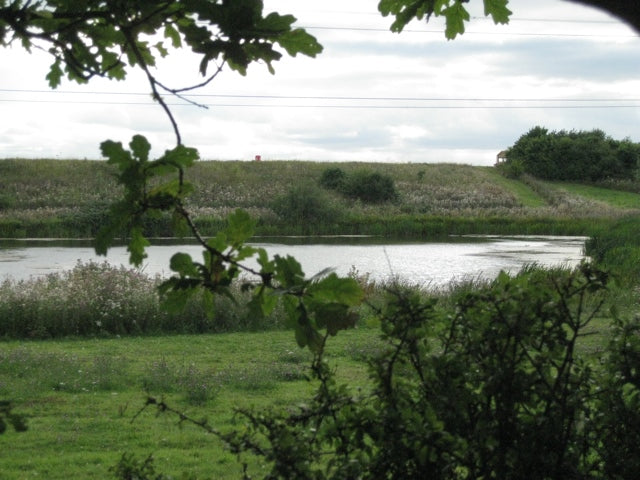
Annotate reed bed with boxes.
[0,261,286,339]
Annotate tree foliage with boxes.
[503,126,640,181]
[378,0,512,39]
[377,1,640,38]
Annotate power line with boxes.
[1,89,638,103]
[191,16,636,38]
[474,16,619,24]
[299,8,624,25]
[1,98,637,109]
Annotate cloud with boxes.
[0,0,638,164]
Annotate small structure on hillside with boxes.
[495,150,508,165]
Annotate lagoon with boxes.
[0,236,586,287]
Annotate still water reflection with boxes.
[0,236,585,287]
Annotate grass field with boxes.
[550,182,640,209]
[0,307,623,479]
[0,329,382,479]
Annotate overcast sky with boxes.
[0,0,638,166]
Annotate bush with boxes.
[271,183,342,225]
[319,167,346,190]
[0,193,16,210]
[598,315,640,479]
[495,157,524,179]
[585,216,640,284]
[340,169,398,203]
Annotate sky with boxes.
[0,0,638,166]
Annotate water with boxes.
[0,236,586,287]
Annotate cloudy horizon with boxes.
[1,0,638,166]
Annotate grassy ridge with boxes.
[1,159,639,238]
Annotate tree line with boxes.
[500,126,640,181]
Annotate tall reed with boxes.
[0,261,285,339]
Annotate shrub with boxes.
[340,169,398,203]
[0,193,16,210]
[597,315,640,479]
[319,167,346,190]
[495,157,524,179]
[271,183,342,225]
[119,263,640,479]
[0,261,285,339]
[585,216,640,284]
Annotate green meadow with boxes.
[0,329,382,479]
[0,278,626,479]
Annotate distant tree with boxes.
[505,127,640,181]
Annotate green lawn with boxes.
[0,309,621,479]
[0,329,381,479]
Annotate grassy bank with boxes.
[1,159,639,238]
